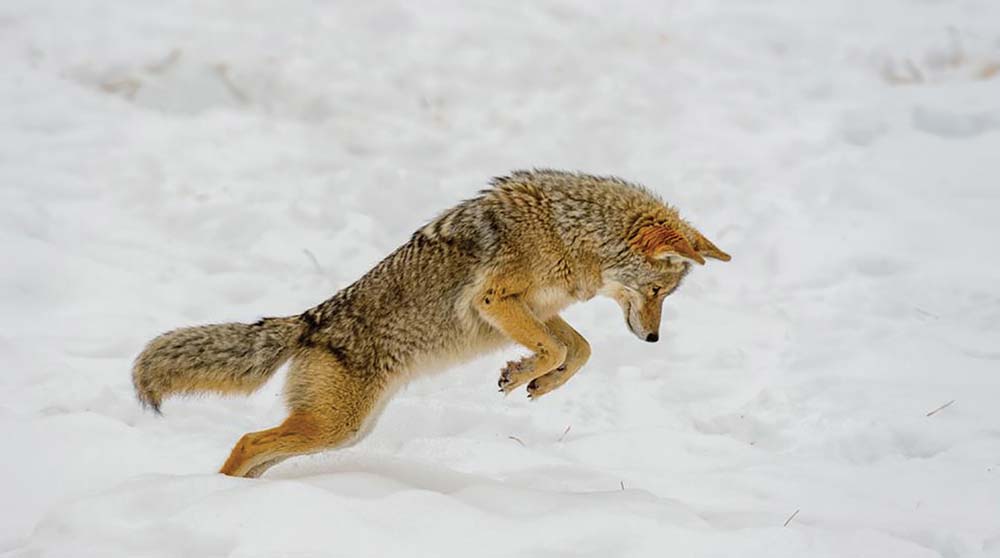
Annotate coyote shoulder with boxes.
[133,169,730,477]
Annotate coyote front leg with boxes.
[475,286,567,395]
[526,315,591,399]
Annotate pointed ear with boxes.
[630,225,705,265]
[688,229,731,262]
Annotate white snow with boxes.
[2,1,1000,556]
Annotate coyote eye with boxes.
[651,286,661,296]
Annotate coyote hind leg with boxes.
[219,413,326,478]
[219,349,386,478]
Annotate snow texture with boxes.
[2,1,1000,557]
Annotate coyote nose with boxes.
[645,333,659,343]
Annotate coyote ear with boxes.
[631,225,705,265]
[689,229,732,262]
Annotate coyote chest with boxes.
[528,286,577,320]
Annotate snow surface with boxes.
[2,1,1000,556]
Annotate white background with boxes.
[2,1,999,556]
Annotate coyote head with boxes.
[600,220,730,342]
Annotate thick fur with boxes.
[132,169,730,477]
[133,317,304,412]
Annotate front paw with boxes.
[498,355,537,394]
[526,366,568,399]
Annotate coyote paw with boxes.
[498,355,537,394]
[526,366,568,400]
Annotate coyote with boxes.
[133,170,730,477]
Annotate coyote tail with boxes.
[132,316,304,413]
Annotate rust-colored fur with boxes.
[132,170,730,477]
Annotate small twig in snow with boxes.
[914,307,939,319]
[302,248,324,274]
[145,49,181,74]
[558,425,572,442]
[213,63,250,104]
[902,59,925,83]
[945,27,965,69]
[926,400,956,417]
[620,481,625,491]
[980,62,1000,80]
[882,58,924,85]
[508,436,525,447]
[783,509,800,527]
[100,78,141,100]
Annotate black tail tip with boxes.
[141,401,163,416]
[136,391,163,415]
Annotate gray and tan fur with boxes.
[133,169,730,477]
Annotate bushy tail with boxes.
[132,316,304,413]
